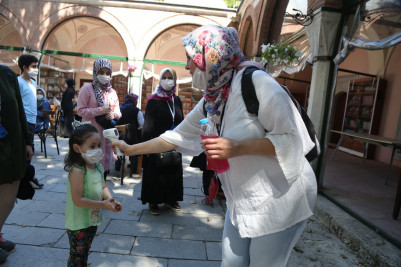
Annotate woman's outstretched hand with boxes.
[111,140,130,156]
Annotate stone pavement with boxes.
[1,136,382,267]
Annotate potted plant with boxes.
[260,43,302,76]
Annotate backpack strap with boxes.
[241,66,260,115]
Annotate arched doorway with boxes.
[142,24,199,116]
[0,14,24,74]
[40,16,129,103]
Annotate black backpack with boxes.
[241,66,320,162]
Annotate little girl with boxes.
[64,123,122,266]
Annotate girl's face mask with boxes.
[160,79,175,91]
[80,148,104,164]
[37,95,44,101]
[192,68,207,92]
[97,75,111,85]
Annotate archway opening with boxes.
[41,16,129,103]
[0,15,24,74]
[142,24,199,116]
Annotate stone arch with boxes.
[32,5,135,60]
[0,4,28,45]
[135,14,224,61]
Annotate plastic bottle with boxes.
[199,118,229,173]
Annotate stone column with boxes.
[306,9,342,138]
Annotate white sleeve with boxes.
[252,71,314,182]
[160,98,206,156]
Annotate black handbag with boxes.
[151,150,182,169]
[17,164,35,200]
[95,114,115,129]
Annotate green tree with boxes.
[224,0,241,8]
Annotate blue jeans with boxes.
[222,210,307,267]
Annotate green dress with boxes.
[65,164,105,231]
[0,66,33,185]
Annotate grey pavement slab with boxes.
[38,213,66,229]
[139,210,201,226]
[46,182,68,193]
[168,259,221,267]
[104,219,172,238]
[89,252,168,267]
[3,224,65,246]
[6,209,50,226]
[172,225,222,241]
[30,190,66,202]
[19,199,65,214]
[205,242,222,261]
[2,245,67,267]
[89,233,135,254]
[132,237,207,260]
[183,187,205,197]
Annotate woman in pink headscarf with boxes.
[112,25,317,266]
[77,58,121,179]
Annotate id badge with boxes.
[0,124,8,139]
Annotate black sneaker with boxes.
[0,233,15,251]
[29,178,43,189]
[0,248,8,264]
[149,204,160,215]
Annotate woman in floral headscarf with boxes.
[77,58,121,179]
[112,25,317,266]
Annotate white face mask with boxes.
[97,75,111,85]
[192,68,207,92]
[80,148,104,164]
[160,79,175,91]
[28,68,39,78]
[37,95,44,101]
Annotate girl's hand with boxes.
[110,199,122,212]
[201,137,240,159]
[102,199,118,212]
[111,140,130,156]
[102,106,111,114]
[105,112,115,120]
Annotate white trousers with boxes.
[222,210,307,267]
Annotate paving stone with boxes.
[184,187,205,197]
[104,219,172,238]
[89,252,168,267]
[180,200,225,216]
[205,242,222,261]
[20,200,65,214]
[2,224,65,246]
[38,213,65,229]
[196,214,225,229]
[132,237,206,260]
[168,259,221,267]
[6,209,49,226]
[89,233,135,254]
[172,225,222,241]
[31,190,66,202]
[2,244,68,267]
[140,210,200,226]
[47,183,68,193]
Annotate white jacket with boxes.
[161,68,317,238]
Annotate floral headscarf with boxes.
[182,25,245,124]
[149,68,177,101]
[92,58,113,107]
